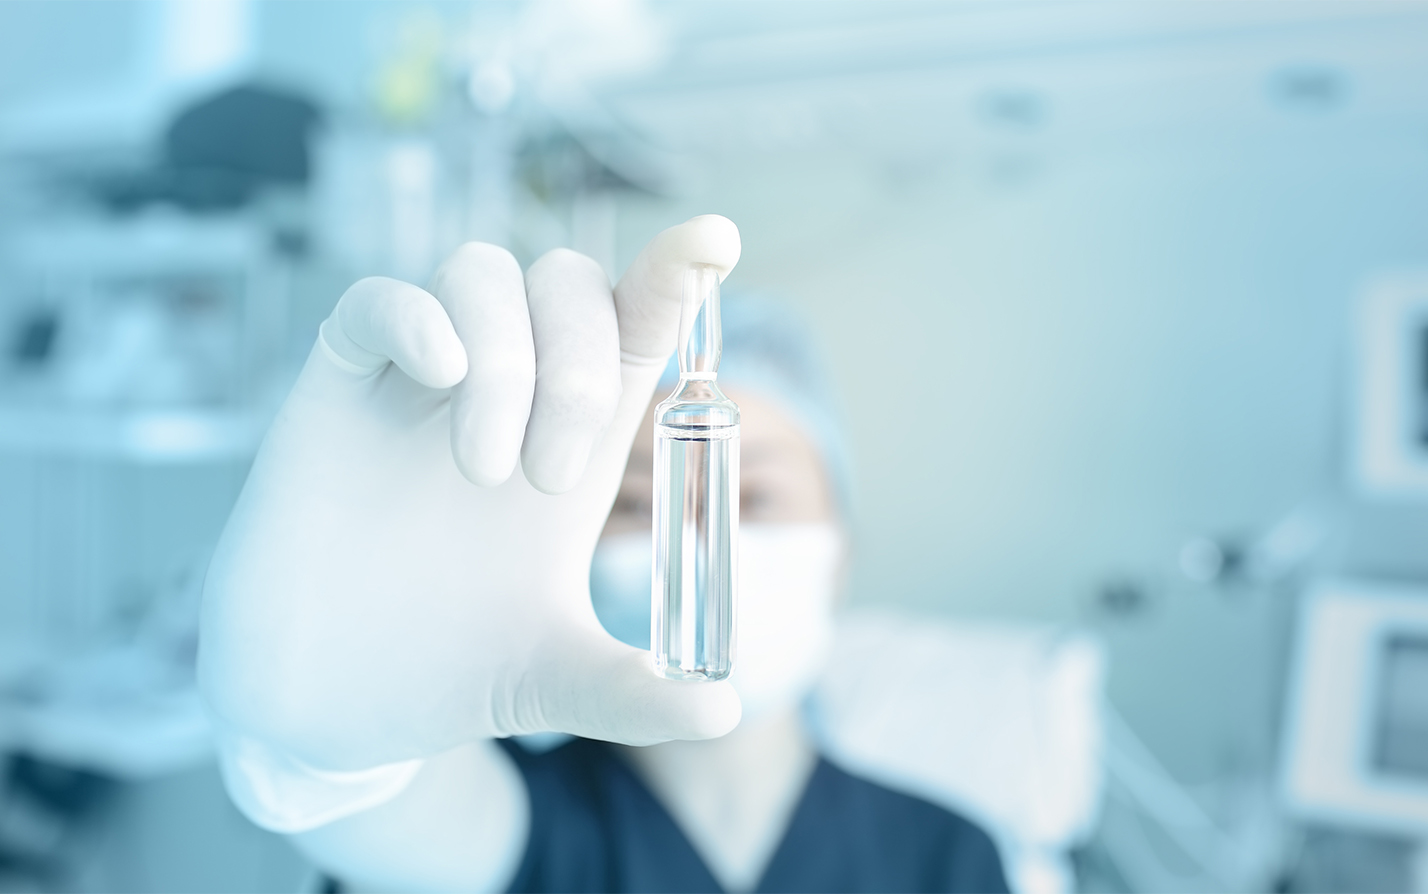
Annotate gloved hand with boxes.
[199,216,743,780]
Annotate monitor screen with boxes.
[1417,323,1428,446]
[1373,633,1428,780]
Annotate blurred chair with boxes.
[811,609,1106,894]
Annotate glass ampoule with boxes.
[651,266,739,681]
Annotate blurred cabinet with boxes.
[0,212,295,782]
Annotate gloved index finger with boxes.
[428,242,536,488]
[321,277,469,389]
[614,215,741,362]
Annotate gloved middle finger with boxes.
[520,248,622,496]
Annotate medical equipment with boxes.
[652,266,739,681]
[1281,579,1428,836]
[1351,272,1428,498]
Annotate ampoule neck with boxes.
[666,374,729,404]
[659,265,738,426]
[657,376,738,427]
[678,266,723,380]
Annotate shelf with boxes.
[0,405,269,463]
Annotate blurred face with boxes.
[601,388,837,539]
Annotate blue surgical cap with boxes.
[657,292,855,521]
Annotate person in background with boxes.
[199,216,1008,893]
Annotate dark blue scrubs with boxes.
[497,737,1009,894]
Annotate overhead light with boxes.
[977,89,1047,129]
[1269,64,1348,112]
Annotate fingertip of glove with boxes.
[415,348,468,390]
[520,434,597,496]
[652,678,742,742]
[452,450,515,488]
[684,680,743,740]
[524,468,579,497]
[678,215,741,276]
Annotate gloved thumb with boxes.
[512,628,742,746]
[614,214,741,362]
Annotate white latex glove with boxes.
[199,216,743,783]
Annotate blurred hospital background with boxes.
[3,1,1428,891]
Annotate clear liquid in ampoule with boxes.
[652,266,739,681]
[653,424,738,680]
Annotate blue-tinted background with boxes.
[2,2,1428,891]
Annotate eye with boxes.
[612,490,651,519]
[741,485,774,518]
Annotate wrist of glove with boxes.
[215,723,424,833]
